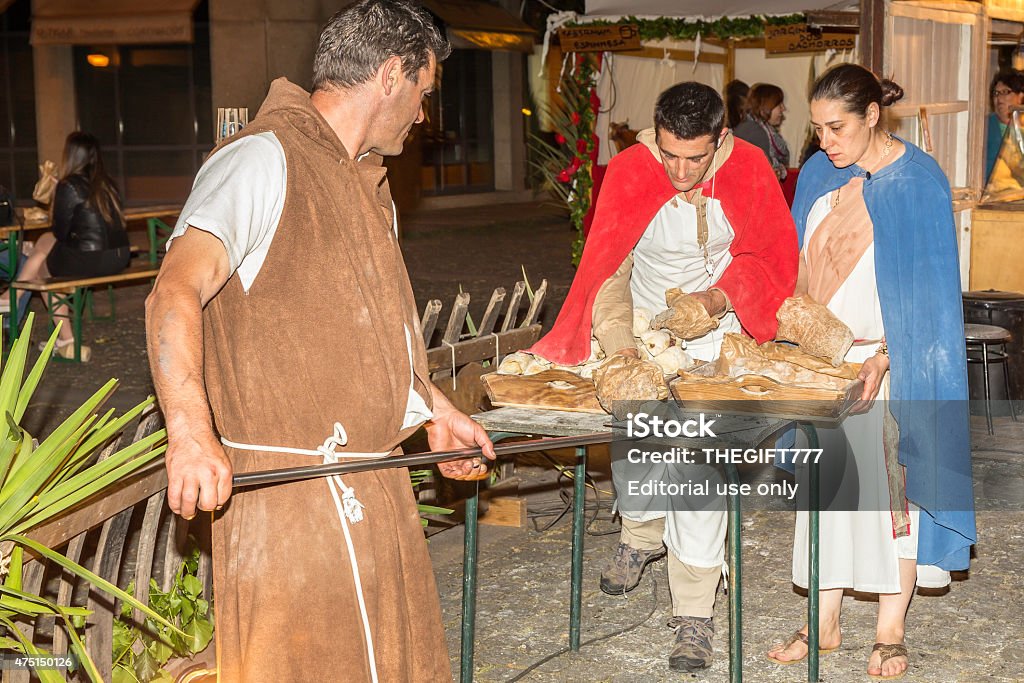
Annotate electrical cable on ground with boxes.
[505,573,660,682]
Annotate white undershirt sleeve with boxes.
[167,132,287,292]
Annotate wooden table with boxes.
[0,205,179,336]
[469,406,795,683]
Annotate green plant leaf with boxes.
[134,646,161,682]
[184,616,214,653]
[5,535,187,639]
[4,544,22,590]
[58,608,103,683]
[181,574,202,600]
[14,318,57,422]
[0,615,65,683]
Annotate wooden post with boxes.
[725,39,736,85]
[860,0,885,72]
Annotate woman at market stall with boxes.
[8,132,130,361]
[733,82,789,181]
[765,63,975,681]
[985,69,1024,180]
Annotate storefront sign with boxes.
[764,23,855,54]
[32,13,194,45]
[558,24,642,53]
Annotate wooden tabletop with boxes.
[0,204,181,237]
[472,405,789,449]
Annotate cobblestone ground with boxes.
[16,201,1023,682]
[431,436,1024,683]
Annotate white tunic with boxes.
[613,192,742,568]
[630,194,742,361]
[790,193,950,592]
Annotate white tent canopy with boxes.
[584,0,856,17]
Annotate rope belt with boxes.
[220,421,387,683]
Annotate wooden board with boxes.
[481,370,605,414]
[671,361,862,421]
[558,24,641,53]
[969,208,1024,292]
[764,22,856,53]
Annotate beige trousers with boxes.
[621,517,722,619]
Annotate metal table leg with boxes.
[799,423,821,683]
[6,231,19,343]
[460,480,480,683]
[725,463,743,683]
[569,445,587,651]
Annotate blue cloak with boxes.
[792,141,976,572]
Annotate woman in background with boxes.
[13,132,130,361]
[734,82,790,181]
[724,79,749,131]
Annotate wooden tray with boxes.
[481,370,604,414]
[670,360,863,421]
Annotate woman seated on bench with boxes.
[15,132,131,361]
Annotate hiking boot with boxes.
[599,542,665,595]
[668,616,715,672]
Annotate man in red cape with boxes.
[531,82,797,672]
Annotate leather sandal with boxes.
[766,630,840,665]
[868,642,909,680]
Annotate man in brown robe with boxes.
[145,2,494,681]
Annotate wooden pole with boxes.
[859,0,885,73]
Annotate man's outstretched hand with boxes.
[426,386,495,481]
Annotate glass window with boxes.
[0,0,36,198]
[422,49,494,195]
[72,8,212,205]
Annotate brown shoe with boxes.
[668,616,714,672]
[599,542,665,595]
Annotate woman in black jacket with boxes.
[15,132,130,360]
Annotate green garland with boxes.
[572,13,805,42]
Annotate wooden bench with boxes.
[11,264,160,362]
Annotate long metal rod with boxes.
[232,431,612,489]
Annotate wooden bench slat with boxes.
[12,265,159,292]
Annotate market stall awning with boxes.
[31,0,201,45]
[422,0,536,52]
[585,0,856,17]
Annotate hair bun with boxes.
[880,78,904,107]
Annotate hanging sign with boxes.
[764,23,855,54]
[558,24,642,53]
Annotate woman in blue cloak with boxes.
[766,63,975,681]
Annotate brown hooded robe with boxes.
[200,78,449,682]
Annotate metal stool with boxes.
[965,323,1019,434]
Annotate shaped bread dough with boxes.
[652,345,692,376]
[632,308,654,336]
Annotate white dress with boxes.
[790,193,950,592]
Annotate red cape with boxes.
[531,137,798,365]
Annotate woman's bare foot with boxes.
[767,622,842,663]
[868,629,908,679]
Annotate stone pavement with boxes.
[13,200,1024,682]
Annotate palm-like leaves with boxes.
[0,315,181,680]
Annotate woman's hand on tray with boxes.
[851,353,890,414]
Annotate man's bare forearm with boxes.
[145,282,216,442]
